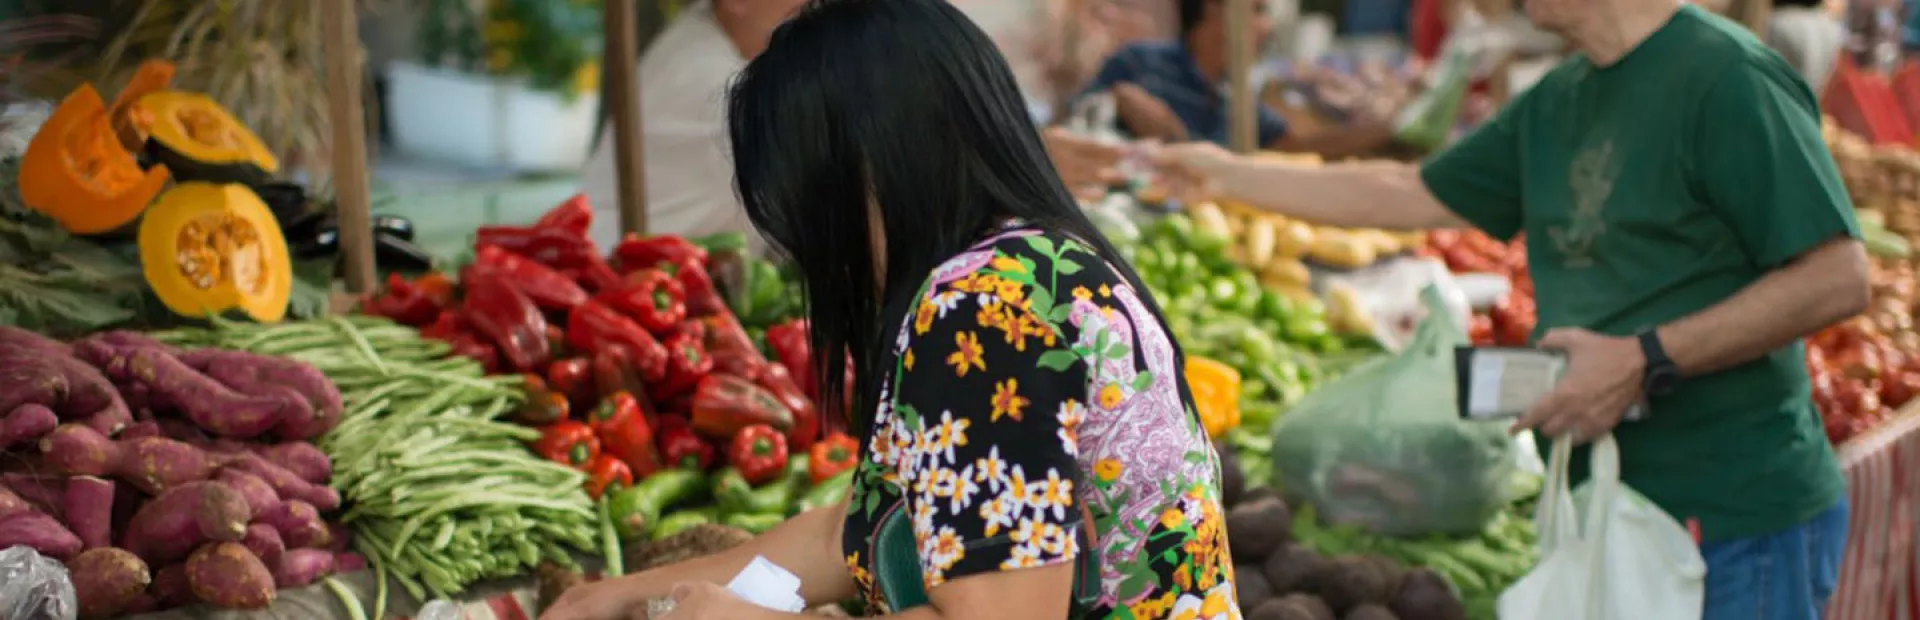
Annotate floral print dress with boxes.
[840,226,1243,620]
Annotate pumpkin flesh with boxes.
[17,85,172,235]
[139,182,293,323]
[136,91,279,183]
[110,59,177,151]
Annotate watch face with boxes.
[1648,368,1679,395]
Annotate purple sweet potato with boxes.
[215,469,280,519]
[185,542,276,609]
[150,563,194,606]
[0,509,82,559]
[0,326,68,354]
[117,420,162,439]
[182,349,342,440]
[86,345,299,439]
[119,592,158,615]
[332,550,367,572]
[72,403,133,436]
[241,523,286,569]
[0,353,126,429]
[123,481,250,565]
[0,486,34,519]
[41,425,225,494]
[0,473,63,517]
[271,547,335,588]
[67,546,151,619]
[224,455,340,511]
[257,499,330,549]
[0,404,57,450]
[64,475,115,550]
[158,417,210,444]
[325,521,353,553]
[250,441,331,484]
[79,330,176,353]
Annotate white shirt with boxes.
[580,2,764,254]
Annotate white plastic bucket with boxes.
[385,59,599,172]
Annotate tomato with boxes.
[1852,386,1883,419]
[1468,314,1495,346]
[1883,373,1920,408]
[1832,345,1884,381]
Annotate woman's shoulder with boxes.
[923,226,1126,294]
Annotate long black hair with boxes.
[728,0,1185,436]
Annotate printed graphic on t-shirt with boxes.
[1549,140,1618,267]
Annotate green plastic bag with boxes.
[1270,285,1517,536]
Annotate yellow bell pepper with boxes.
[1185,356,1243,438]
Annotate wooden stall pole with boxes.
[1225,0,1257,153]
[605,0,650,236]
[322,0,376,294]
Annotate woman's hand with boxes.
[659,583,778,620]
[1112,83,1189,142]
[538,578,646,620]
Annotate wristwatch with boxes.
[1639,328,1680,397]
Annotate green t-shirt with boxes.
[1420,4,1853,542]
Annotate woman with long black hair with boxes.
[541,0,1239,618]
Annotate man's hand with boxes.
[1151,141,1236,202]
[1112,82,1189,142]
[1042,128,1125,200]
[1514,328,1646,442]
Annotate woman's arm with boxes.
[543,500,857,619]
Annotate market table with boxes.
[1829,401,1920,620]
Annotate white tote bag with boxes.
[1498,433,1707,620]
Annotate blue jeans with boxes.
[1701,499,1850,620]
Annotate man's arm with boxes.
[1270,123,1398,159]
[1664,61,1869,375]
[1209,157,1467,229]
[1659,237,1870,376]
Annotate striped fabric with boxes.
[1828,403,1920,620]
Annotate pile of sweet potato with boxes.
[0,327,354,617]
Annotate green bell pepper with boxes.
[608,469,710,541]
[795,470,854,515]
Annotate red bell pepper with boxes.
[765,320,816,401]
[657,423,714,470]
[808,432,859,485]
[675,261,729,318]
[462,271,551,372]
[672,318,708,342]
[690,374,794,438]
[420,311,461,341]
[545,324,570,360]
[530,421,600,468]
[536,194,594,237]
[613,234,707,274]
[514,374,571,426]
[446,332,501,374]
[728,425,789,486]
[599,269,686,335]
[414,272,457,307]
[578,255,624,293]
[654,333,715,402]
[583,454,633,499]
[546,357,594,410]
[591,391,662,480]
[702,314,769,377]
[592,344,651,402]
[567,301,669,381]
[753,363,819,453]
[474,245,589,311]
[366,272,443,326]
[474,225,601,270]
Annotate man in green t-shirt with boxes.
[1157,1,1868,618]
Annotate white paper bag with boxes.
[1497,433,1707,620]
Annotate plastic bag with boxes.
[1314,257,1470,352]
[415,599,463,620]
[1270,285,1517,536]
[0,546,76,620]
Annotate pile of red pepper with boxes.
[361,195,825,498]
[1807,261,1920,444]
[1419,229,1536,347]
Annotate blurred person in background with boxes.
[1079,0,1398,157]
[581,0,1132,256]
[578,0,803,255]
[1157,0,1864,617]
[1768,0,1847,91]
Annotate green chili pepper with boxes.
[722,512,785,534]
[651,507,720,540]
